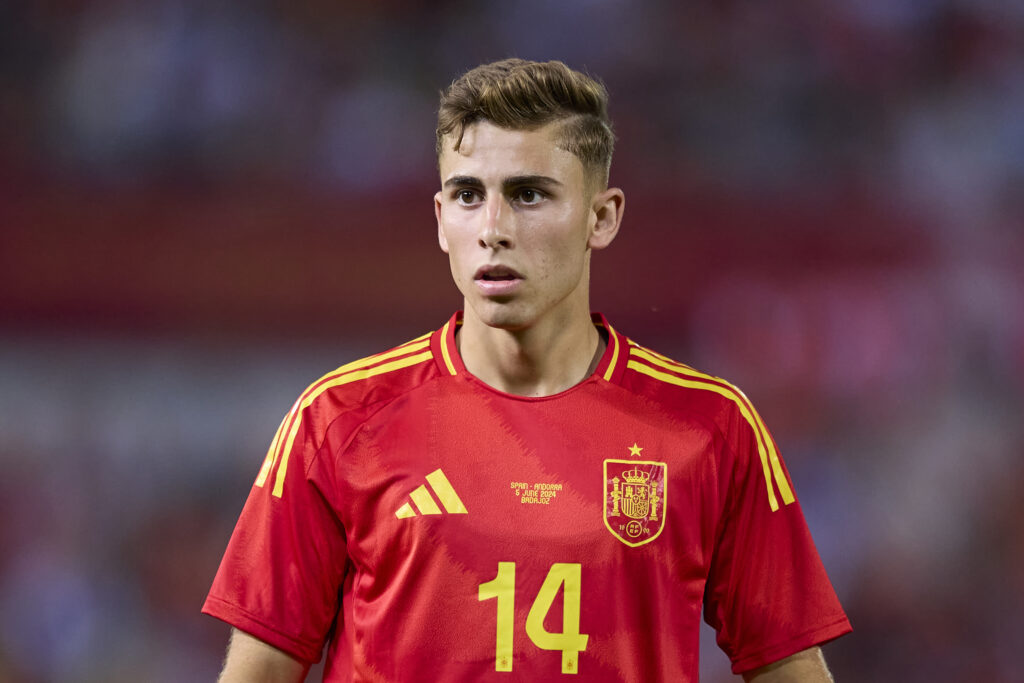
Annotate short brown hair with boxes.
[436,58,615,186]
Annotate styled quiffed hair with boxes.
[436,58,615,186]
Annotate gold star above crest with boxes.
[628,442,643,457]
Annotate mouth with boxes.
[473,265,524,297]
[474,265,524,282]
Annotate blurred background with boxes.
[1,1,1022,681]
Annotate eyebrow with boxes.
[442,175,564,191]
[442,175,482,189]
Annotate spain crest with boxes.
[603,460,668,547]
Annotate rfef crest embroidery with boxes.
[603,459,668,547]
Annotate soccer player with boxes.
[203,59,851,682]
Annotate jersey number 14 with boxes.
[478,562,589,674]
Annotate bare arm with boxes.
[742,647,834,683]
[217,628,310,683]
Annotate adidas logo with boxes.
[395,468,468,518]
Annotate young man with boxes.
[203,59,851,682]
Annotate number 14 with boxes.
[478,562,589,674]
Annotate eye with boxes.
[516,188,543,205]
[455,189,480,205]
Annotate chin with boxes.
[469,301,533,331]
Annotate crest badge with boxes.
[603,459,668,547]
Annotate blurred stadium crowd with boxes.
[1,1,1022,681]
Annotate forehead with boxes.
[438,120,584,185]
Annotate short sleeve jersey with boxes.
[203,313,851,681]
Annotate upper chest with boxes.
[329,380,725,568]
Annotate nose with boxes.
[478,196,513,249]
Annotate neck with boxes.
[457,309,605,397]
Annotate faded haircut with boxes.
[436,58,615,187]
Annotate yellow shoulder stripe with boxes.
[255,409,293,489]
[255,335,433,498]
[602,322,621,382]
[627,346,795,511]
[439,319,457,375]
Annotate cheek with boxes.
[530,238,585,289]
[446,244,469,279]
[440,221,471,259]
[537,219,589,266]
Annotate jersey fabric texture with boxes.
[203,312,851,681]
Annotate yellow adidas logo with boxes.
[395,469,468,518]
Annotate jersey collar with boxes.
[431,311,629,385]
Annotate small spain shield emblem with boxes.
[603,459,668,547]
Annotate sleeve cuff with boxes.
[731,614,852,674]
[201,594,324,664]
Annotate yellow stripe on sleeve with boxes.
[271,350,433,498]
[328,335,430,378]
[255,408,292,488]
[255,336,430,493]
[629,347,794,507]
[627,357,792,512]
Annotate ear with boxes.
[587,187,625,251]
[435,191,450,253]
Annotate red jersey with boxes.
[203,313,850,681]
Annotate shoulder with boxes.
[292,331,442,438]
[616,336,758,429]
[253,330,445,497]
[616,336,795,511]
